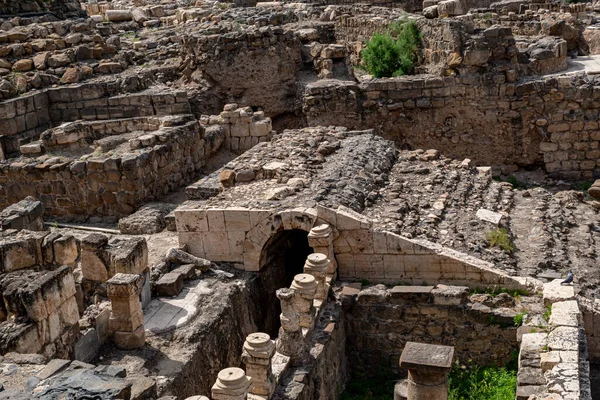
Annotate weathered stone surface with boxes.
[155,272,184,297]
[118,203,176,235]
[166,248,211,271]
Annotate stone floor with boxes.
[144,279,213,335]
[548,55,600,76]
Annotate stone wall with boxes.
[179,24,303,118]
[343,284,519,373]
[303,73,600,179]
[0,80,188,157]
[175,204,537,289]
[0,196,43,231]
[0,0,83,18]
[202,104,274,154]
[0,119,221,217]
[516,280,592,399]
[0,264,80,358]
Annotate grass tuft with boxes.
[487,228,515,253]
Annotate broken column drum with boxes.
[107,273,146,350]
[399,342,454,400]
[275,287,309,366]
[211,367,252,400]
[303,253,329,300]
[290,273,318,329]
[307,224,337,274]
[242,332,276,397]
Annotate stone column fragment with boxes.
[290,273,317,329]
[242,332,276,397]
[107,273,145,350]
[303,253,329,300]
[307,224,337,274]
[399,342,454,400]
[275,288,308,366]
[211,367,251,400]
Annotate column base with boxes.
[113,325,145,350]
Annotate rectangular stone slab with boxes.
[399,341,454,371]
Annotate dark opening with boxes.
[255,229,313,338]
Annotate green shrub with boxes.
[487,228,515,253]
[361,19,421,78]
[448,362,517,400]
[513,313,524,327]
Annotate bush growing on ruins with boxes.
[361,19,421,78]
[448,360,517,400]
[487,228,515,253]
[513,313,524,327]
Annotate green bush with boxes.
[361,19,421,78]
[487,228,515,253]
[448,362,517,400]
[513,313,524,327]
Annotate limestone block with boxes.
[540,351,560,372]
[1,237,37,272]
[110,294,143,315]
[520,333,548,359]
[105,10,133,22]
[224,208,251,231]
[206,209,226,231]
[81,234,109,282]
[59,296,80,327]
[175,209,209,232]
[231,122,250,137]
[431,285,468,305]
[341,229,373,254]
[387,233,418,255]
[155,272,184,297]
[171,264,196,280]
[249,120,271,137]
[113,325,145,350]
[13,323,42,354]
[548,326,579,351]
[109,310,143,332]
[105,237,148,276]
[336,206,371,230]
[543,279,575,305]
[107,273,142,299]
[53,235,78,266]
[166,247,211,270]
[517,366,545,386]
[549,300,581,327]
[48,310,61,342]
[438,0,466,16]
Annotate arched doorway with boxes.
[255,229,314,338]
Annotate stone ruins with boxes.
[0,0,600,397]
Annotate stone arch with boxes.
[243,208,318,271]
